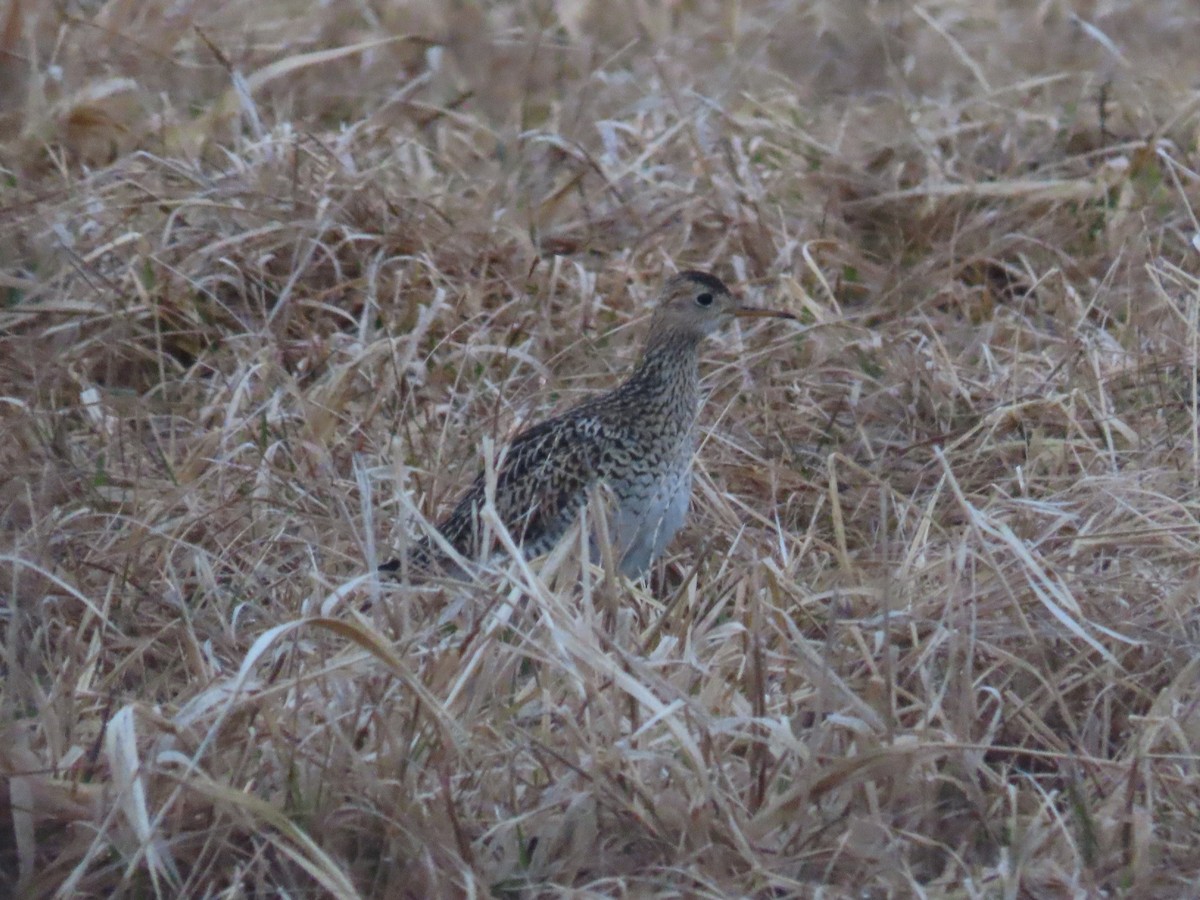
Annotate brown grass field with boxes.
[4,1,1200,896]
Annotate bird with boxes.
[381,270,796,580]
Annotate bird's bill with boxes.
[733,306,797,320]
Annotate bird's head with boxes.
[649,270,796,340]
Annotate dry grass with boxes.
[4,0,1200,896]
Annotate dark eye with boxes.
[695,292,714,307]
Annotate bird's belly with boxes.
[611,463,693,577]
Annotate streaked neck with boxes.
[618,328,703,418]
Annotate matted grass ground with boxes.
[4,1,1200,896]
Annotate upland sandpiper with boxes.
[382,270,795,579]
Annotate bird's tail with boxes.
[378,535,464,580]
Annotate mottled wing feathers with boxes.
[429,407,611,563]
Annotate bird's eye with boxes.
[695,292,714,307]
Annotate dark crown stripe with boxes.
[672,270,728,294]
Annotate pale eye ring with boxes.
[695,292,714,307]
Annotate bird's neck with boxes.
[621,329,702,416]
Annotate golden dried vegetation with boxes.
[4,0,1200,896]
